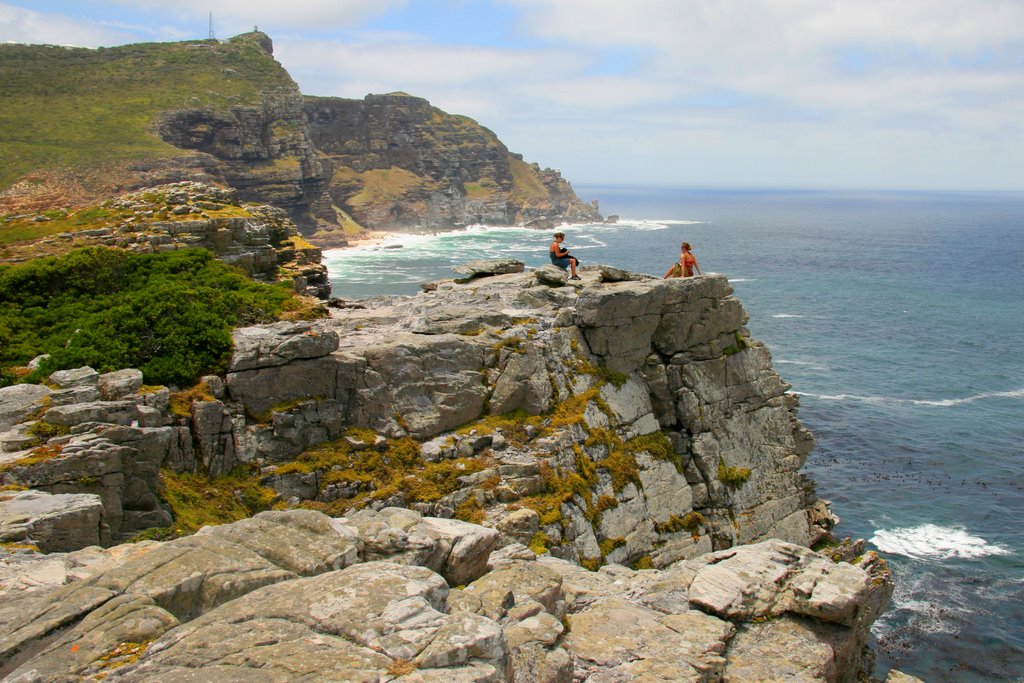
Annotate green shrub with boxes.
[0,247,295,386]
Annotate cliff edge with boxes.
[0,263,898,681]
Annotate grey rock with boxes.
[97,368,144,400]
[42,400,141,428]
[229,321,339,372]
[452,259,526,277]
[0,383,52,431]
[534,264,570,286]
[0,489,104,552]
[48,366,99,389]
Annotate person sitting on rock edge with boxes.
[663,241,702,278]
[549,232,580,280]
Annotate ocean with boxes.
[323,185,1024,682]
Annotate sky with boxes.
[3,0,1024,191]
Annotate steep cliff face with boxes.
[1,264,832,565]
[0,265,898,682]
[305,93,601,233]
[0,33,599,244]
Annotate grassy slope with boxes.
[0,33,294,189]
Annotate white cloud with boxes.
[2,0,1023,188]
[106,0,406,32]
[0,2,134,46]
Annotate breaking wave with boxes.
[871,524,1011,560]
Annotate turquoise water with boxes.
[324,186,1024,681]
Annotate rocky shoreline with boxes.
[1,261,921,681]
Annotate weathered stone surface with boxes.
[533,263,569,286]
[574,280,669,373]
[0,506,892,682]
[41,400,145,428]
[452,259,526,277]
[0,383,52,431]
[229,320,340,372]
[416,516,501,586]
[684,540,894,657]
[191,398,238,476]
[48,366,99,389]
[97,368,144,400]
[0,489,104,552]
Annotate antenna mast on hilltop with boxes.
[208,12,215,40]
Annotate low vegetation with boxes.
[0,246,301,387]
[136,465,278,540]
[0,33,292,188]
[718,461,753,488]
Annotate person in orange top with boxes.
[663,241,702,278]
[549,232,580,279]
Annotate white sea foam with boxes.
[771,313,804,318]
[909,388,1024,406]
[797,387,1024,408]
[775,359,829,371]
[727,277,757,283]
[871,524,1011,560]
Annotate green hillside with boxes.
[0,32,293,188]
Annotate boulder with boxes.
[452,259,525,277]
[0,489,104,552]
[97,369,144,400]
[48,367,99,389]
[0,383,52,431]
[229,321,339,372]
[533,264,569,286]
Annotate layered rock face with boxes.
[154,80,336,233]
[0,508,893,682]
[305,93,602,232]
[0,264,901,680]
[2,265,831,565]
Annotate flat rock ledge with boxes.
[0,509,894,682]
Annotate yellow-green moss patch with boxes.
[717,462,752,488]
[155,465,277,538]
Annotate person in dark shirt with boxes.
[549,232,580,280]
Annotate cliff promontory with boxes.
[0,32,599,246]
[0,263,897,681]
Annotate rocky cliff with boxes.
[0,32,599,246]
[0,262,901,680]
[1,264,830,559]
[306,93,601,237]
[0,181,331,297]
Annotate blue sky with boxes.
[3,0,1024,191]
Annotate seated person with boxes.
[663,241,701,278]
[549,232,580,279]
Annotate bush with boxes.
[0,247,296,386]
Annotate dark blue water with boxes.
[325,186,1024,681]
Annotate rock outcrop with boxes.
[1,266,832,565]
[0,264,902,679]
[0,508,893,682]
[0,181,331,297]
[305,93,601,234]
